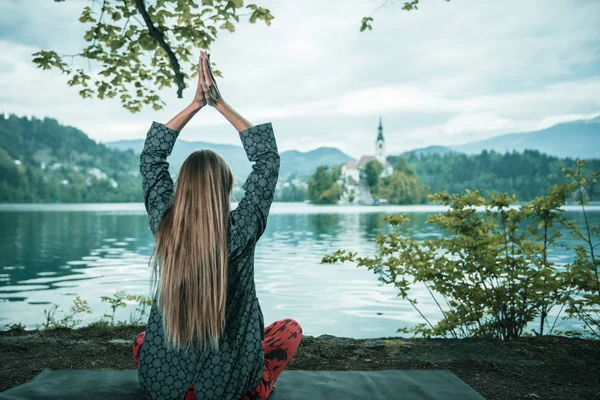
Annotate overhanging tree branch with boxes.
[134,0,185,98]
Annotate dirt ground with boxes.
[0,325,599,400]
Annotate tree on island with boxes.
[276,180,306,202]
[374,156,430,204]
[348,189,356,203]
[361,159,384,194]
[306,165,343,205]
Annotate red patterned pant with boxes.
[133,318,303,400]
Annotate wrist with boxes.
[214,99,229,113]
[187,102,204,113]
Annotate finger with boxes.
[198,58,207,106]
[197,53,204,85]
[205,54,221,100]
[199,52,210,101]
[199,52,208,88]
[202,51,212,89]
[201,53,209,88]
[206,54,218,86]
[196,53,208,103]
[202,64,214,103]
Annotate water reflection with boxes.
[0,212,149,286]
[0,202,598,338]
[308,213,340,237]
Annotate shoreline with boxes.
[1,325,598,400]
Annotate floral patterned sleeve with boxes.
[230,122,280,252]
[139,121,180,236]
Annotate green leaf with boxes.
[110,39,124,51]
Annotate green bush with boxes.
[37,291,153,331]
[323,160,599,340]
[560,161,600,338]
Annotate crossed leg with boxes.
[133,318,303,400]
[241,318,303,400]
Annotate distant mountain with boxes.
[107,138,252,181]
[280,147,354,179]
[447,116,600,159]
[106,139,354,181]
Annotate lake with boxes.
[1,202,598,338]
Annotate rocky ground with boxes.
[1,325,599,399]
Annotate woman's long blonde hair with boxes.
[149,149,234,352]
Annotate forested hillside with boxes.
[389,149,600,201]
[0,114,142,202]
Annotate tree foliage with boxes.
[374,156,429,204]
[32,0,274,113]
[360,0,451,31]
[306,164,343,204]
[561,161,600,338]
[375,170,429,204]
[361,159,384,189]
[275,180,306,202]
[31,0,454,111]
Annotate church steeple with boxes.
[375,116,385,166]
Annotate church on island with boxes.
[339,117,393,204]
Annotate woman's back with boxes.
[137,121,280,400]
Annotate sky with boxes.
[1,0,599,159]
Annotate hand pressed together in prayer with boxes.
[167,50,253,134]
[193,50,223,109]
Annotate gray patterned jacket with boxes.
[137,121,280,399]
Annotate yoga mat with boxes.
[0,369,485,399]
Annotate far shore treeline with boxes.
[1,112,599,204]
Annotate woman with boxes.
[132,50,303,400]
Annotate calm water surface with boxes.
[1,202,598,338]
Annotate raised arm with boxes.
[139,121,180,236]
[139,52,208,235]
[200,50,280,251]
[229,121,280,250]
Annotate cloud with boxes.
[536,112,600,130]
[440,113,515,136]
[0,0,599,157]
[239,77,600,124]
